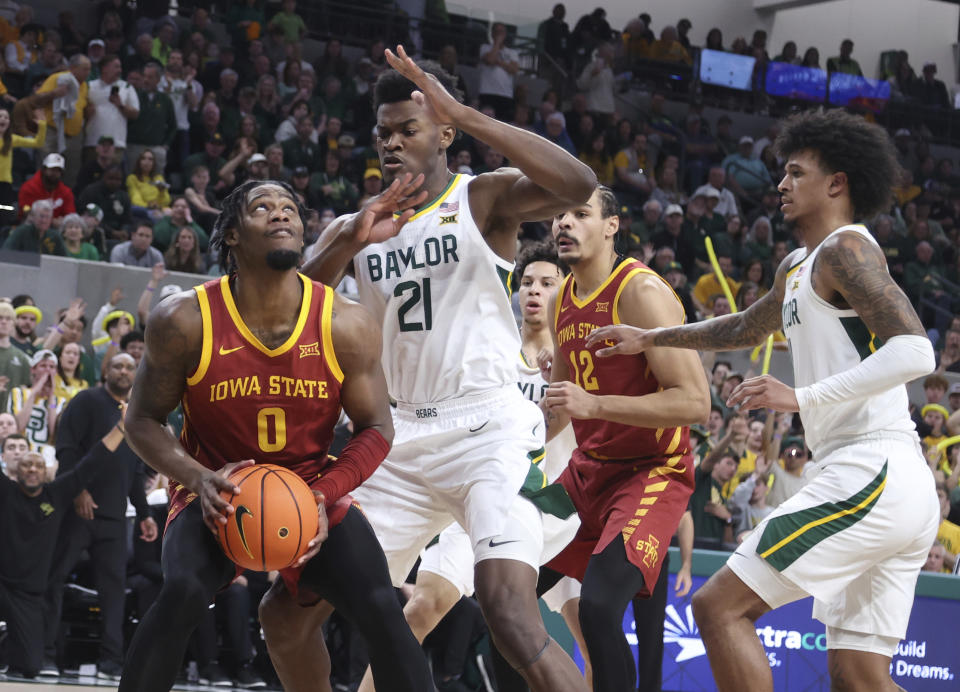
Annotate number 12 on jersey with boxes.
[568,350,599,391]
[395,278,432,332]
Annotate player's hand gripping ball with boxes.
[216,464,319,571]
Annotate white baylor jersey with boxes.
[354,174,520,404]
[517,352,575,482]
[781,224,917,456]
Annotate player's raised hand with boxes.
[385,45,464,125]
[293,491,330,568]
[197,458,255,534]
[585,324,658,357]
[727,374,799,413]
[353,172,428,245]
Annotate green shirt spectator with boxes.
[3,201,65,256]
[269,0,307,43]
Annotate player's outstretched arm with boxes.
[586,251,798,356]
[384,46,596,240]
[587,275,711,428]
[764,231,934,412]
[301,172,428,287]
[310,295,394,505]
[126,293,248,533]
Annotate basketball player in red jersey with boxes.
[117,180,433,692]
[540,185,710,691]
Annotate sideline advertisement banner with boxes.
[572,574,958,690]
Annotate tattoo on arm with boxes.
[815,234,925,340]
[652,291,783,351]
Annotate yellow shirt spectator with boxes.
[127,174,172,209]
[38,71,88,137]
[0,120,45,184]
[693,272,741,311]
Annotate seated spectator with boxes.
[183,166,220,234]
[75,135,119,198]
[766,428,811,508]
[924,541,948,573]
[1,431,28,478]
[60,212,100,260]
[650,164,686,210]
[358,168,383,208]
[53,341,88,402]
[741,216,774,264]
[721,136,773,202]
[152,196,209,253]
[0,105,46,221]
[578,132,613,187]
[163,226,204,274]
[264,143,290,181]
[936,328,960,374]
[695,168,738,219]
[10,303,40,356]
[3,21,39,75]
[281,115,322,171]
[18,154,76,226]
[923,404,951,473]
[274,99,313,144]
[690,447,739,546]
[5,350,65,473]
[109,222,164,268]
[3,200,65,255]
[537,111,576,156]
[184,133,229,198]
[309,150,359,215]
[682,114,718,190]
[693,253,741,318]
[79,165,134,243]
[649,25,691,64]
[936,481,960,572]
[0,301,31,411]
[613,132,651,200]
[127,149,171,222]
[728,454,774,541]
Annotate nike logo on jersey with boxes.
[488,538,519,548]
[468,421,489,433]
[219,344,245,355]
[235,505,255,559]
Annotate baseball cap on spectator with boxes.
[84,203,104,222]
[29,349,58,368]
[725,371,744,385]
[694,187,720,200]
[364,168,382,180]
[207,133,225,145]
[247,153,267,164]
[14,305,42,323]
[738,135,754,145]
[923,62,937,72]
[948,382,960,397]
[664,261,684,274]
[293,166,309,177]
[665,204,683,217]
[338,134,356,148]
[160,284,183,300]
[88,38,105,49]
[43,153,65,169]
[895,128,911,138]
[98,135,115,145]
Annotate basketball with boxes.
[216,464,319,571]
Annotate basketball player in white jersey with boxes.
[260,47,597,692]
[587,109,940,691]
[347,243,589,692]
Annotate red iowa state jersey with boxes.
[168,274,344,522]
[554,258,691,462]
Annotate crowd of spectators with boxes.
[0,0,959,687]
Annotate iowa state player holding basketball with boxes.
[119,180,432,692]
[540,186,710,691]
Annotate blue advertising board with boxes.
[828,72,891,109]
[567,559,958,691]
[765,62,828,102]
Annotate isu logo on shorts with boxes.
[635,533,660,568]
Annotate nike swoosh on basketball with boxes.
[488,538,519,548]
[235,505,255,559]
[219,344,245,355]
[468,420,489,433]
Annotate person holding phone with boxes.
[84,54,140,164]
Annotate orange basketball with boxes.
[216,464,319,571]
